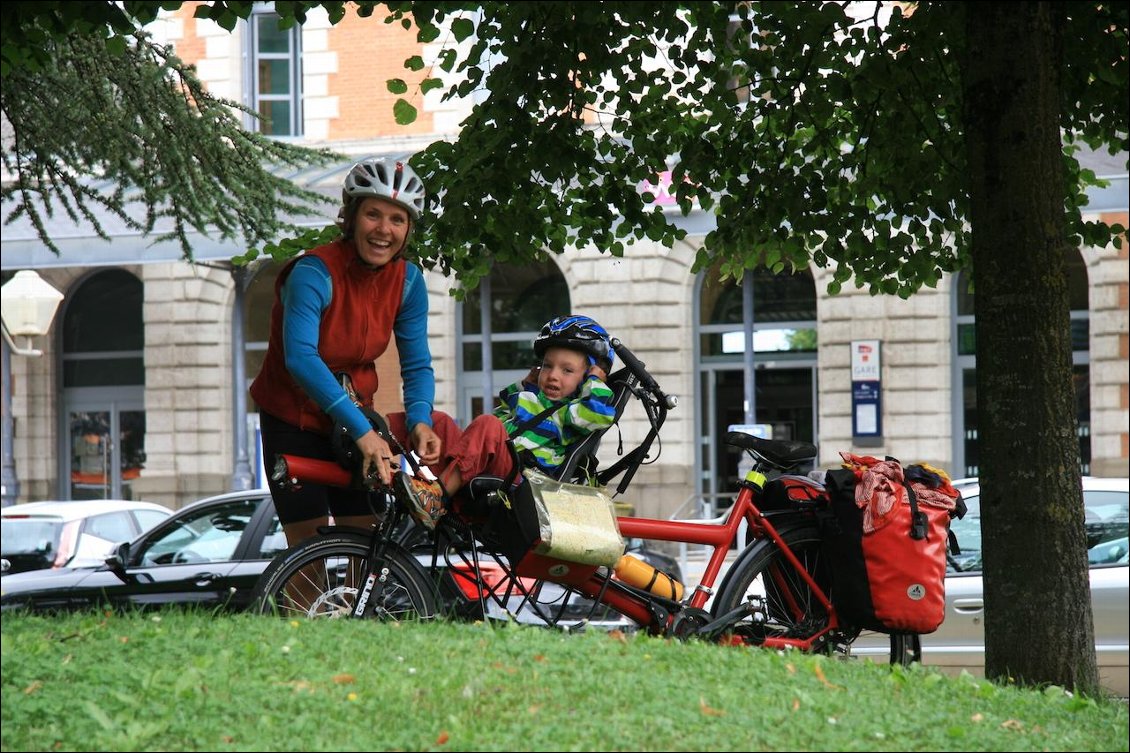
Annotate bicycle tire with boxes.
[713,523,917,665]
[251,532,438,620]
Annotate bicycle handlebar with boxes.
[610,337,678,409]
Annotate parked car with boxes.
[854,476,1128,696]
[0,491,282,612]
[1,499,172,575]
[1,488,684,622]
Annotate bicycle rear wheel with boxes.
[712,523,917,665]
[251,532,438,620]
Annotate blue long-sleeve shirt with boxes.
[281,255,435,440]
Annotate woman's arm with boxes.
[281,257,371,440]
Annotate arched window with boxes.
[244,260,285,404]
[699,267,818,357]
[953,251,1091,476]
[457,260,570,421]
[60,269,145,500]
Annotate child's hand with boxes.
[524,365,542,386]
[587,364,607,382]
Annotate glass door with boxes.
[700,365,816,515]
[66,398,145,501]
[59,269,145,500]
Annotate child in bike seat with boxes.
[396,315,618,529]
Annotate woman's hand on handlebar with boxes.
[356,430,398,486]
[410,423,443,466]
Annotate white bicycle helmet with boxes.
[341,158,426,220]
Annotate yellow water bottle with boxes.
[613,554,684,600]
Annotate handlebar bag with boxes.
[475,467,625,582]
[820,453,963,634]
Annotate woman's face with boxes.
[537,347,588,400]
[350,197,411,267]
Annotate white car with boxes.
[1,500,172,575]
[905,476,1128,696]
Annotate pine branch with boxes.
[1,30,341,260]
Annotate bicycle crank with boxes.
[669,607,713,639]
[690,596,766,640]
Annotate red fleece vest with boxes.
[250,240,406,435]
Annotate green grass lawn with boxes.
[2,610,1126,752]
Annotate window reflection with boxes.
[699,265,818,358]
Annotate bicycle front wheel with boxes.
[712,523,917,665]
[251,532,438,620]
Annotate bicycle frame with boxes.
[264,336,862,655]
[272,451,840,650]
[514,469,839,648]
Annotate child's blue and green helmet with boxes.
[534,315,615,371]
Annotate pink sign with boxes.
[639,171,678,206]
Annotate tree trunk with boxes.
[959,1,1097,693]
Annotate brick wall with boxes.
[326,10,433,140]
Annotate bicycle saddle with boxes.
[725,432,817,470]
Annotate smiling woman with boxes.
[248,158,463,551]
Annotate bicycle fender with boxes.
[712,519,820,617]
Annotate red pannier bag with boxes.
[821,452,964,634]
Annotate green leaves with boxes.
[3,30,339,262]
[3,1,1125,291]
[451,16,475,42]
[393,98,418,125]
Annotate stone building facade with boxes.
[3,4,1126,515]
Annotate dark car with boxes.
[1,490,285,613]
[0,489,680,621]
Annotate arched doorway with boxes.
[59,270,146,500]
[243,260,286,487]
[695,266,819,513]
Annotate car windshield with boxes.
[1084,490,1129,565]
[948,498,983,572]
[950,487,1129,573]
[1,518,63,556]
